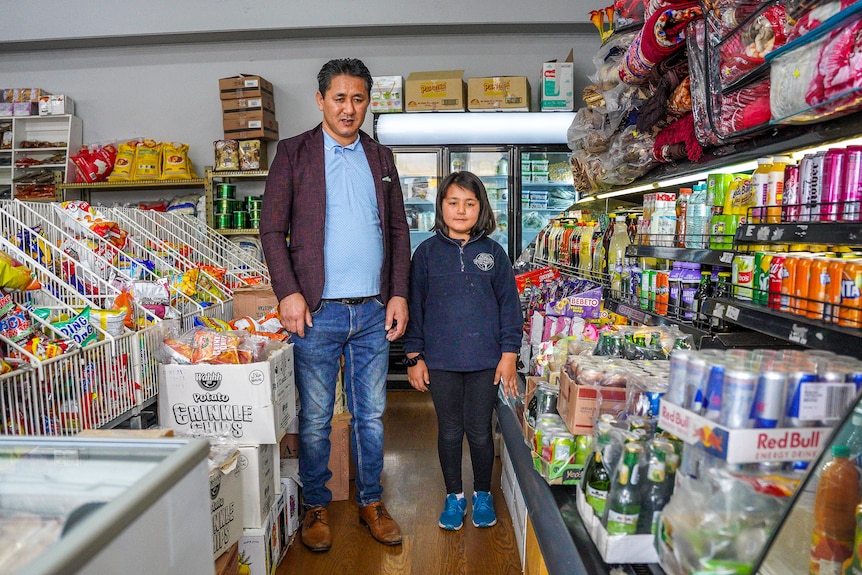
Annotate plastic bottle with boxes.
[579,224,594,276]
[685,182,710,249]
[693,269,713,326]
[753,157,773,224]
[667,262,683,319]
[810,444,859,575]
[609,216,632,298]
[768,155,793,224]
[676,188,692,247]
[637,440,672,534]
[680,263,702,322]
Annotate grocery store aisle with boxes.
[277,390,522,575]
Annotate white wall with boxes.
[0,32,600,177]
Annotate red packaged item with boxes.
[72,143,117,183]
[718,3,787,89]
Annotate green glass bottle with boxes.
[583,421,612,517]
[637,441,672,534]
[604,442,643,535]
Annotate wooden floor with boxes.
[276,390,522,575]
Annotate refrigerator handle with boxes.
[509,146,518,262]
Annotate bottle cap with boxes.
[833,444,850,458]
[758,158,772,165]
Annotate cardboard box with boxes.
[38,94,75,116]
[233,285,280,320]
[370,75,403,114]
[327,412,351,501]
[77,428,174,438]
[270,494,285,565]
[237,444,276,529]
[222,95,276,115]
[219,75,274,100]
[215,541,239,575]
[13,102,37,116]
[158,343,294,444]
[404,70,466,112]
[238,510,275,575]
[211,449,243,558]
[467,76,530,111]
[658,400,830,464]
[557,370,627,435]
[222,109,278,133]
[576,488,659,563]
[279,460,302,539]
[224,123,279,142]
[540,50,574,111]
[279,432,299,459]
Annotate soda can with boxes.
[794,257,813,316]
[838,261,862,328]
[768,254,786,310]
[732,254,755,300]
[820,148,846,222]
[780,255,798,312]
[702,361,726,422]
[783,164,801,222]
[720,369,758,429]
[804,152,826,223]
[640,269,652,310]
[846,369,862,392]
[784,371,819,427]
[825,259,846,322]
[843,146,862,222]
[655,270,670,315]
[685,355,709,414]
[646,270,657,311]
[750,371,786,428]
[807,257,833,320]
[666,350,691,406]
[753,252,772,306]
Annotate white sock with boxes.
[454,492,465,500]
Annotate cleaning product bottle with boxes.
[609,215,632,298]
[810,444,859,575]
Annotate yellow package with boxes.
[108,141,138,181]
[160,142,194,180]
[133,139,162,180]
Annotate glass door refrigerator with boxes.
[391,147,445,253]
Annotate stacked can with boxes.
[213,183,237,229]
[246,195,263,229]
[666,348,861,429]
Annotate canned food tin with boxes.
[248,209,263,220]
[215,183,236,199]
[234,211,249,229]
[250,218,261,229]
[246,196,263,209]
[214,213,233,229]
[751,371,786,428]
[214,198,238,213]
[720,369,758,429]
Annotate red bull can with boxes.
[720,369,758,429]
[750,371,786,428]
[846,369,862,392]
[785,371,819,427]
[819,369,854,423]
[702,362,726,422]
[685,355,709,414]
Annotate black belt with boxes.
[324,296,378,305]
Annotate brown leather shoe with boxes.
[301,506,331,552]
[359,501,402,545]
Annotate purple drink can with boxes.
[782,164,801,222]
[842,146,862,222]
[820,148,846,222]
[702,362,725,422]
[720,369,758,429]
[750,371,786,428]
[785,371,819,427]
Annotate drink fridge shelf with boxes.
[735,222,862,247]
[703,297,862,358]
[625,245,737,266]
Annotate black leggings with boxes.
[428,368,498,494]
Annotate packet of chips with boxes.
[0,251,40,291]
[194,315,231,331]
[108,140,138,181]
[51,307,97,347]
[160,142,196,180]
[133,139,162,180]
[87,308,126,337]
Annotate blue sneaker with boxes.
[438,494,467,530]
[472,491,497,528]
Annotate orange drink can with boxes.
[780,256,798,313]
[655,270,670,316]
[826,259,846,323]
[838,261,862,328]
[807,258,832,320]
[794,257,813,316]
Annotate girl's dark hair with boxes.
[434,170,496,237]
[317,58,373,96]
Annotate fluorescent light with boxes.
[375,112,576,145]
[596,183,655,199]
[787,136,862,160]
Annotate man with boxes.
[260,58,411,552]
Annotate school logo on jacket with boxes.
[473,253,494,271]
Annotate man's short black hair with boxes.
[317,58,373,96]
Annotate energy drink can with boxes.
[751,371,786,428]
[820,148,846,222]
[783,164,801,222]
[732,254,755,300]
[843,146,862,222]
[819,369,854,423]
[785,371,819,427]
[685,355,708,414]
[720,369,758,429]
[702,361,726,422]
[846,369,862,392]
[667,350,691,406]
[655,271,670,315]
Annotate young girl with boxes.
[402,170,523,531]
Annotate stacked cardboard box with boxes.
[219,75,279,142]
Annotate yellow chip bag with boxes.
[86,308,127,337]
[108,141,138,181]
[160,142,194,180]
[133,139,162,180]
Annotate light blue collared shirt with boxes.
[321,131,383,299]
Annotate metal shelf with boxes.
[735,222,862,247]
[626,245,737,266]
[604,297,710,340]
[209,169,268,179]
[60,178,206,190]
[704,298,862,358]
[215,228,259,235]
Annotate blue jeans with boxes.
[292,298,389,508]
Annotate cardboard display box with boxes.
[237,444,276,530]
[327,412,351,501]
[233,285,280,320]
[158,343,294,444]
[219,75,274,101]
[405,70,466,112]
[222,95,276,115]
[371,75,403,114]
[556,369,627,435]
[238,509,275,575]
[38,94,75,116]
[279,461,302,541]
[77,428,174,438]
[576,488,659,563]
[224,123,279,142]
[211,448,243,558]
[467,77,530,111]
[222,109,278,133]
[540,51,574,112]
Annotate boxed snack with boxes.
[279,457,302,540]
[467,76,530,111]
[219,75,274,100]
[223,123,279,142]
[238,510,275,575]
[13,102,37,116]
[404,70,466,112]
[38,94,75,116]
[158,343,295,444]
[222,94,276,115]
[222,110,278,133]
[238,139,267,171]
[237,444,276,529]
[214,140,241,172]
[540,51,574,111]
[211,447,243,558]
[370,76,403,113]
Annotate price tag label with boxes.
[719,252,734,264]
[712,302,726,319]
[725,306,739,321]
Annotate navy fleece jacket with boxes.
[402,230,523,372]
